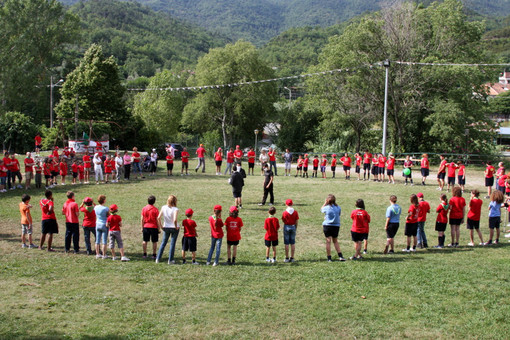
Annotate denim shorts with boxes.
[283,225,296,245]
[96,227,108,245]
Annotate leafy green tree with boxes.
[54,44,129,142]
[488,91,510,116]
[0,0,79,117]
[182,41,277,150]
[0,112,39,153]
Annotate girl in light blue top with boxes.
[384,195,401,254]
[487,190,504,245]
[320,194,345,261]
[94,194,110,258]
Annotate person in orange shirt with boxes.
[20,194,36,248]
[484,162,496,199]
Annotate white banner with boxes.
[68,140,109,153]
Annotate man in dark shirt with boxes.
[259,163,274,206]
[230,162,245,208]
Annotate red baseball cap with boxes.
[214,205,222,211]
[84,197,93,203]
[417,193,424,198]
[229,206,238,213]
[109,204,118,211]
[285,199,293,206]
[322,154,327,157]
[185,208,194,215]
[332,154,336,157]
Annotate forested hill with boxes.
[61,0,510,45]
[69,0,230,78]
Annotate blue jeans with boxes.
[83,227,96,252]
[96,227,108,245]
[133,162,142,176]
[156,228,179,261]
[65,222,80,252]
[224,162,233,175]
[283,225,296,245]
[417,221,428,246]
[207,237,222,264]
[270,160,277,175]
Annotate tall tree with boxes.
[182,40,277,150]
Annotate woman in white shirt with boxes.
[93,153,103,184]
[149,148,158,176]
[155,195,179,264]
[259,149,269,176]
[114,152,123,182]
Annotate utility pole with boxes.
[382,60,390,155]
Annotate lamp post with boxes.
[254,129,259,159]
[382,60,390,155]
[284,86,292,107]
[49,76,64,128]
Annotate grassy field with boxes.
[1,163,509,339]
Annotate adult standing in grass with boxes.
[195,144,206,173]
[206,205,223,266]
[156,195,179,264]
[214,147,223,175]
[94,195,109,259]
[416,193,431,249]
[448,186,466,247]
[62,191,80,254]
[24,152,34,190]
[321,194,345,262]
[234,145,243,164]
[39,190,58,251]
[93,152,103,185]
[141,195,160,259]
[247,147,256,176]
[123,151,131,180]
[258,163,274,206]
[384,195,401,254]
[283,149,292,177]
[268,147,277,176]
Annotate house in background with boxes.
[487,71,509,98]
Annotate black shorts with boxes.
[485,177,494,187]
[404,222,418,236]
[449,218,462,225]
[313,166,318,171]
[297,166,302,171]
[489,216,500,229]
[232,190,242,198]
[438,172,446,180]
[363,163,371,171]
[458,175,465,185]
[35,144,42,149]
[44,174,51,179]
[227,240,239,246]
[466,218,480,230]
[42,219,58,234]
[342,166,350,172]
[371,166,378,175]
[72,172,78,178]
[386,222,399,238]
[355,165,360,173]
[215,160,222,167]
[421,168,429,177]
[379,167,385,175]
[448,176,456,185]
[142,228,159,242]
[303,167,308,172]
[51,171,58,178]
[265,239,278,247]
[351,231,368,242]
[387,169,394,176]
[182,236,197,252]
[435,222,447,232]
[249,162,254,169]
[331,166,336,172]
[323,225,340,238]
[167,163,174,170]
[182,162,188,170]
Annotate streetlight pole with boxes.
[382,60,390,155]
[49,77,64,128]
[254,129,259,159]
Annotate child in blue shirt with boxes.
[486,190,504,245]
[384,195,401,254]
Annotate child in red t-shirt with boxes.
[78,162,85,184]
[311,155,319,178]
[106,204,129,261]
[403,194,419,252]
[303,154,309,178]
[434,194,449,248]
[207,205,224,266]
[181,208,198,264]
[59,159,67,185]
[225,206,243,265]
[295,155,304,178]
[457,161,466,192]
[71,160,78,185]
[264,206,280,263]
[181,148,190,176]
[0,159,8,192]
[330,154,337,178]
[320,154,328,178]
[466,190,484,246]
[350,199,370,260]
[34,159,43,189]
[104,155,113,183]
[166,152,174,176]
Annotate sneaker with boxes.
[433,245,443,249]
[155,259,159,263]
[102,255,108,259]
[338,257,346,262]
[168,260,175,265]
[362,250,367,254]
[258,203,264,206]
[327,259,332,262]
[265,258,271,262]
[121,256,130,262]
[96,254,102,259]
[268,203,273,206]
[192,261,200,265]
[21,243,27,248]
[494,239,499,244]
[284,258,290,263]
[402,248,410,252]
[349,256,359,260]
[479,242,485,246]
[212,262,218,266]
[388,250,394,254]
[112,257,117,261]
[29,244,37,249]
[270,258,275,263]
[47,248,56,252]
[447,243,454,247]
[206,262,211,265]
[290,258,295,262]
[17,185,23,189]
[410,248,416,252]
[484,241,492,246]
[467,242,475,246]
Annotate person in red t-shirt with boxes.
[3,152,12,190]
[40,190,58,251]
[354,152,362,180]
[62,191,80,253]
[446,161,459,192]
[59,159,68,185]
[181,147,190,176]
[495,162,505,193]
[466,190,484,246]
[386,153,396,184]
[0,159,8,192]
[233,145,243,164]
[378,153,386,182]
[166,152,174,176]
[51,157,59,186]
[9,153,22,189]
[350,199,370,260]
[24,152,35,190]
[82,151,91,184]
[311,155,319,178]
[371,155,379,181]
[195,144,206,173]
[420,154,429,186]
[207,205,224,266]
[247,147,256,176]
[132,147,144,179]
[224,147,234,175]
[281,199,299,262]
[141,195,160,259]
[484,162,496,199]
[320,154,328,179]
[363,150,372,180]
[71,159,78,185]
[181,208,198,264]
[34,158,43,189]
[78,162,85,184]
[457,160,466,192]
[434,194,449,248]
[80,197,96,255]
[437,155,447,191]
[295,155,304,178]
[448,186,466,247]
[225,206,243,265]
[303,154,309,178]
[34,134,42,154]
[340,153,351,180]
[264,206,280,263]
[214,147,223,175]
[403,194,420,252]
[268,147,277,176]
[107,204,129,261]
[417,193,431,248]
[104,155,113,183]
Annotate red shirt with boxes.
[350,209,370,234]
[78,165,84,175]
[340,156,351,167]
[467,198,483,221]
[282,209,299,225]
[166,155,174,164]
[104,160,113,173]
[321,159,327,167]
[234,149,243,159]
[378,156,386,168]
[247,151,255,163]
[59,162,67,175]
[181,151,189,163]
[498,174,508,187]
[355,155,362,166]
[141,205,159,228]
[458,165,465,176]
[407,205,419,224]
[363,153,372,164]
[447,162,457,177]
[40,198,56,220]
[80,206,96,227]
[71,163,78,173]
[313,158,319,167]
[24,158,34,172]
[0,165,7,177]
[449,196,466,219]
[304,158,309,167]
[62,198,79,223]
[225,216,243,242]
[35,135,42,145]
[485,165,495,178]
[331,158,337,167]
[83,155,91,168]
[226,151,234,163]
[420,158,429,169]
[43,163,51,176]
[417,201,431,222]
[9,158,20,172]
[132,152,141,163]
[182,218,197,237]
[52,149,59,158]
[264,216,280,241]
[268,151,276,162]
[496,167,505,178]
[386,157,395,170]
[209,215,224,238]
[196,147,206,158]
[107,214,122,231]
[436,202,449,223]
[34,163,42,174]
[438,159,447,173]
[214,151,222,161]
[372,157,379,166]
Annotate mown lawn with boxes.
[0,164,509,339]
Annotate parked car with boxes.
[157,143,184,159]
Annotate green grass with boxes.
[1,164,509,339]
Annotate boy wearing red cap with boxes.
[303,154,309,178]
[225,206,243,265]
[107,204,129,261]
[281,199,299,262]
[207,205,224,266]
[39,190,58,251]
[264,206,280,263]
[181,147,190,176]
[181,208,198,264]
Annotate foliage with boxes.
[488,91,510,116]
[0,112,39,153]
[0,0,79,115]
[182,41,278,150]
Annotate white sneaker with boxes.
[402,248,410,252]
[212,262,218,266]
[102,255,108,259]
[270,258,275,263]
[121,256,130,262]
[206,262,211,265]
[192,261,199,265]
[284,258,290,263]
[17,185,23,189]
[467,242,475,246]
[112,257,117,261]
[265,258,271,262]
[96,254,102,259]
[504,233,510,238]
[168,260,175,265]
[410,248,416,252]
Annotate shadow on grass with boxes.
[0,233,19,243]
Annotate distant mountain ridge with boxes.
[60,0,510,45]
